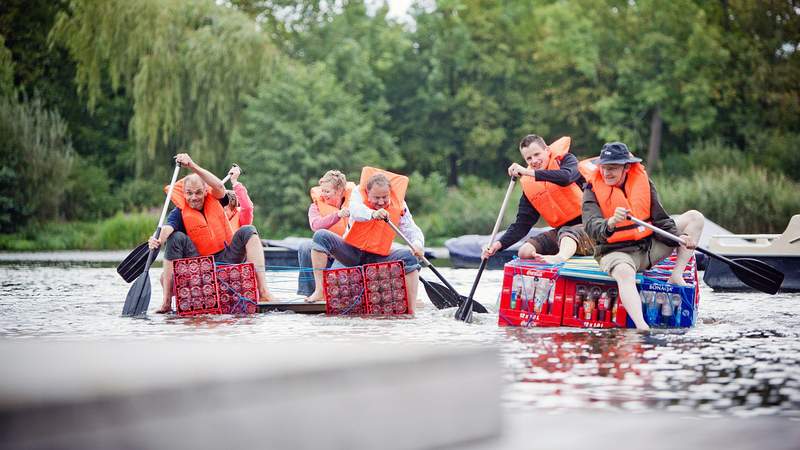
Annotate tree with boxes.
[51,0,276,175]
[229,61,401,234]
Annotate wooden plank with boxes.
[257,301,325,314]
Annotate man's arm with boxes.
[582,187,613,244]
[532,153,585,187]
[398,204,424,249]
[348,188,375,222]
[498,194,540,250]
[176,153,225,199]
[149,208,181,250]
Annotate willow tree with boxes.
[51,0,275,175]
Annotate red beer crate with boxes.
[215,262,258,314]
[322,267,367,315]
[498,259,563,327]
[561,278,626,328]
[173,256,220,316]
[363,261,409,315]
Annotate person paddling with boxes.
[148,153,276,313]
[224,164,254,230]
[304,167,424,314]
[582,142,704,330]
[297,170,355,296]
[483,134,594,263]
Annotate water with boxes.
[1,260,799,420]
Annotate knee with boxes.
[611,264,636,282]
[683,209,704,225]
[518,243,536,259]
[312,229,336,245]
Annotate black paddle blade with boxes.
[122,271,151,317]
[424,280,488,313]
[730,257,784,295]
[117,242,150,283]
[421,278,459,309]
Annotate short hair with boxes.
[225,190,238,208]
[318,170,347,191]
[519,134,547,151]
[366,173,390,192]
[183,174,205,189]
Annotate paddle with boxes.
[121,163,182,317]
[627,215,784,294]
[384,219,488,313]
[455,176,517,322]
[116,164,239,282]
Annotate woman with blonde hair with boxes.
[297,170,355,296]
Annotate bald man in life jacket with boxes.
[582,143,704,330]
[482,134,595,263]
[304,167,424,314]
[147,153,275,313]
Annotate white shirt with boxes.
[349,187,425,249]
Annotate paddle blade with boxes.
[116,242,150,283]
[730,257,784,295]
[421,278,459,309]
[122,271,151,317]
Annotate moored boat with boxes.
[703,214,800,292]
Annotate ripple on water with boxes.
[1,264,799,418]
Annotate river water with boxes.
[1,260,798,420]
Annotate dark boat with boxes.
[445,228,550,269]
[703,215,800,292]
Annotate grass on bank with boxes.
[1,166,798,251]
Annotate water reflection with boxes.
[1,262,799,418]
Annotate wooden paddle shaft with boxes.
[220,163,239,185]
[487,177,518,249]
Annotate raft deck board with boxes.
[257,301,326,314]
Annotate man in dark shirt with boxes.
[483,134,594,264]
[148,153,275,313]
[582,142,704,329]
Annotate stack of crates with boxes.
[173,256,220,316]
[498,253,699,329]
[322,261,410,316]
[215,263,259,314]
[323,267,367,315]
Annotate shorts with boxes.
[598,239,674,274]
[526,224,595,256]
[164,225,258,264]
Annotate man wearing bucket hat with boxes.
[582,142,704,330]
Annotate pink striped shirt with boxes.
[308,203,343,231]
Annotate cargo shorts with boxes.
[599,239,675,274]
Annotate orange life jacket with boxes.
[344,167,408,256]
[577,157,599,181]
[310,182,356,237]
[166,178,234,256]
[520,136,583,227]
[227,209,240,231]
[589,163,653,243]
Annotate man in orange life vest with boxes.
[482,134,595,263]
[297,170,355,296]
[148,153,275,313]
[304,167,424,313]
[583,143,704,330]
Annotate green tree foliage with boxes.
[0,94,73,231]
[0,35,13,96]
[230,61,401,234]
[51,0,276,174]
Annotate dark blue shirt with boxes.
[166,195,229,233]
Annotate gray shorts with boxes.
[164,225,257,263]
[599,239,674,274]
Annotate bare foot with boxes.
[260,289,276,302]
[667,276,688,286]
[305,290,325,303]
[156,302,172,314]
[540,255,566,265]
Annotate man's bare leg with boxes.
[156,260,174,313]
[541,236,578,264]
[404,270,419,314]
[305,249,329,302]
[611,264,649,330]
[245,234,275,302]
[668,210,704,285]
[518,242,538,259]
